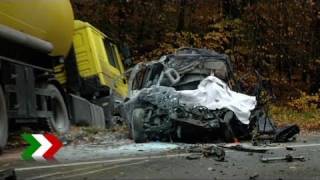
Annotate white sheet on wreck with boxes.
[177,75,257,124]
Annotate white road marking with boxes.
[55,160,148,179]
[26,164,103,180]
[15,142,320,173]
[223,142,320,151]
[0,163,10,168]
[15,153,192,172]
[265,143,320,149]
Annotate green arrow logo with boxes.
[21,133,41,160]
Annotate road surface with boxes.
[1,135,320,180]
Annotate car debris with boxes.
[186,154,201,160]
[123,48,300,143]
[249,173,259,180]
[201,145,225,161]
[260,154,305,163]
[221,143,268,153]
[185,144,225,161]
[207,167,215,171]
[285,146,295,151]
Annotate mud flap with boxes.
[92,96,114,128]
[90,104,105,128]
[68,94,105,128]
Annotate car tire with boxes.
[222,111,235,142]
[0,86,8,150]
[131,108,146,143]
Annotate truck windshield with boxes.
[104,40,120,70]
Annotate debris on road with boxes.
[186,154,201,160]
[221,143,268,153]
[249,173,259,180]
[260,154,305,163]
[182,144,225,161]
[285,146,295,151]
[59,125,131,147]
[201,145,225,161]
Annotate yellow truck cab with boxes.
[56,20,128,98]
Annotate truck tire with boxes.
[0,86,8,150]
[131,108,146,143]
[46,84,70,134]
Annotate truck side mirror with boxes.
[121,43,132,67]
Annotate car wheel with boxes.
[222,111,235,142]
[131,108,146,143]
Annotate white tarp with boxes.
[177,75,257,124]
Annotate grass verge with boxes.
[270,105,320,131]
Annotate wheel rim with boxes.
[51,96,68,132]
[46,84,69,134]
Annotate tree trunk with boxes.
[176,0,186,32]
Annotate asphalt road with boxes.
[1,135,320,180]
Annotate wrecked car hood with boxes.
[175,75,256,124]
[132,75,256,124]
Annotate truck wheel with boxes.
[131,108,146,143]
[0,86,8,150]
[46,84,70,134]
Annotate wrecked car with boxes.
[123,48,299,143]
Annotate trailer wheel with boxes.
[0,86,8,150]
[46,84,70,134]
[131,108,146,143]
